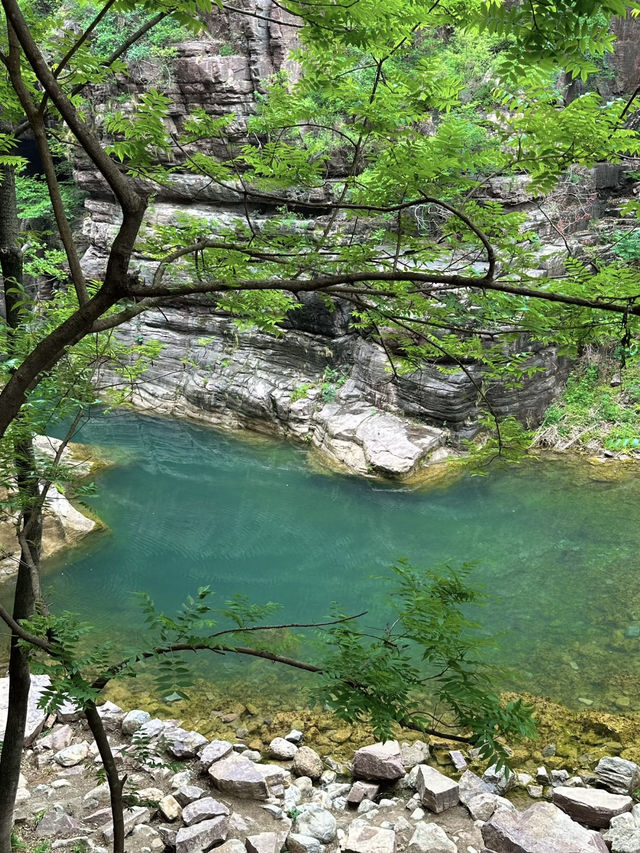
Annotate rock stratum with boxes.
[76,4,640,477]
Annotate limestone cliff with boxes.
[77,6,640,477]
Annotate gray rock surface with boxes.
[415,766,459,814]
[293,746,323,781]
[553,785,633,828]
[175,815,229,853]
[246,832,288,853]
[343,819,396,853]
[407,822,457,853]
[286,833,323,853]
[208,755,269,800]
[458,771,492,805]
[466,793,517,822]
[595,757,640,795]
[481,801,609,852]
[347,781,380,806]
[352,742,405,782]
[198,739,234,769]
[54,742,89,768]
[121,709,151,735]
[0,674,51,745]
[181,796,230,826]
[603,810,640,853]
[103,807,151,843]
[35,810,87,839]
[293,805,337,843]
[269,737,298,760]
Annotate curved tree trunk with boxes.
[0,162,41,853]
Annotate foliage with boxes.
[320,561,535,767]
[611,229,640,263]
[535,352,640,451]
[2,1,640,833]
[18,565,534,769]
[15,175,83,223]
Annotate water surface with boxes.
[27,412,640,712]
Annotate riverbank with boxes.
[8,674,640,853]
[0,436,107,583]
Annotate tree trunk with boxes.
[0,163,42,853]
[85,702,126,853]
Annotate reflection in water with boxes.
[3,410,639,713]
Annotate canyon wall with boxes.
[78,5,639,477]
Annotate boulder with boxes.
[182,796,230,826]
[35,810,86,839]
[168,729,208,760]
[269,737,298,760]
[96,701,124,732]
[293,805,337,843]
[103,807,151,843]
[458,770,492,805]
[481,801,609,852]
[343,820,396,853]
[603,811,640,853]
[208,755,269,800]
[466,792,517,822]
[407,823,457,853]
[352,741,405,782]
[595,757,640,795]
[286,833,323,853]
[175,815,229,853]
[174,785,205,806]
[215,842,246,853]
[553,785,633,828]
[121,709,151,735]
[198,739,233,769]
[293,746,323,781]
[414,765,459,814]
[483,764,517,795]
[400,741,430,770]
[159,795,182,822]
[347,781,380,806]
[0,674,50,745]
[246,832,288,853]
[54,742,89,768]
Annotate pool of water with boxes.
[9,410,640,713]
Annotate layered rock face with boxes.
[77,5,639,476]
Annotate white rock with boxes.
[293,805,337,843]
[54,742,89,768]
[407,822,457,853]
[269,737,298,760]
[121,710,151,736]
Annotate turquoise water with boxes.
[22,412,640,711]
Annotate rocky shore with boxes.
[6,676,640,853]
[0,436,100,583]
